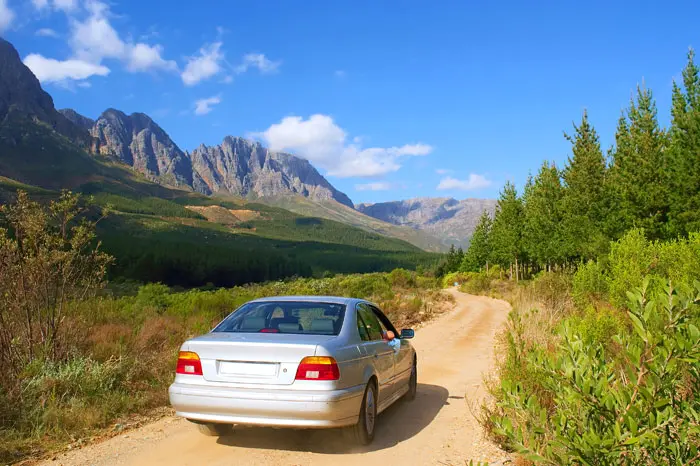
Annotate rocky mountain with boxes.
[59,108,95,131]
[357,197,497,248]
[190,136,354,207]
[0,38,91,147]
[59,103,353,206]
[90,109,193,187]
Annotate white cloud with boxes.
[435,168,453,175]
[24,53,110,82]
[437,174,492,191]
[70,6,126,62]
[31,0,49,10]
[0,0,15,33]
[194,95,221,116]
[126,43,177,72]
[355,182,392,191]
[181,42,223,86]
[36,27,59,37]
[334,70,346,78]
[65,1,175,76]
[235,53,280,74]
[254,114,432,178]
[54,0,77,11]
[221,75,234,84]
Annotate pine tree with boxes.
[523,161,565,269]
[489,181,524,279]
[608,86,670,240]
[668,49,700,235]
[461,210,492,272]
[560,110,609,260]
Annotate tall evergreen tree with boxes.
[461,210,492,272]
[668,49,700,235]
[608,86,670,239]
[561,110,609,260]
[523,161,565,268]
[489,181,524,278]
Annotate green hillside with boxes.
[0,120,438,287]
[261,194,447,252]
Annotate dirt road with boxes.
[44,290,511,466]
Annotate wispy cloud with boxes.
[23,54,110,82]
[355,182,392,191]
[235,53,281,74]
[181,41,224,86]
[334,70,346,78]
[435,168,453,175]
[194,95,222,116]
[437,174,492,191]
[36,28,59,37]
[0,0,15,33]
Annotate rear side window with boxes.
[357,303,383,341]
[213,301,346,335]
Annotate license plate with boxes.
[219,361,279,377]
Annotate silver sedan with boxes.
[168,296,417,444]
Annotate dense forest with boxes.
[443,50,700,278]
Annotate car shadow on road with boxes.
[215,383,449,454]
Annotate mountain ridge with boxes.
[357,197,497,248]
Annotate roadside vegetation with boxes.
[0,191,451,463]
[440,50,700,464]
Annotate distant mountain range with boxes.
[0,37,493,251]
[358,198,497,249]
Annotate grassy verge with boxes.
[0,269,453,464]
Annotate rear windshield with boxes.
[213,301,346,335]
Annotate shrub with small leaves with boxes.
[489,278,700,465]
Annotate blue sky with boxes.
[1,0,699,204]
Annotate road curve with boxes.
[43,289,511,466]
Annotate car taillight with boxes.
[295,356,340,381]
[176,351,203,376]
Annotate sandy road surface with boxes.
[43,290,511,466]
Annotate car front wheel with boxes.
[405,357,417,401]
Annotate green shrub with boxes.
[568,305,625,348]
[572,259,609,307]
[488,279,700,464]
[136,283,171,311]
[530,272,572,310]
[460,272,493,294]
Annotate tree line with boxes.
[444,50,700,279]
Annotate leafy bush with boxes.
[487,279,700,464]
[529,272,572,310]
[572,259,609,307]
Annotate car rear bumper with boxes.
[168,382,365,428]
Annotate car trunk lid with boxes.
[185,333,334,385]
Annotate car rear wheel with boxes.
[347,380,377,445]
[195,422,233,437]
[405,357,417,401]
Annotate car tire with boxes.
[195,422,233,437]
[405,357,417,401]
[348,380,377,445]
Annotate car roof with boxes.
[248,295,363,306]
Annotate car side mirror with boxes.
[400,329,414,339]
